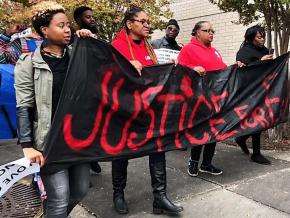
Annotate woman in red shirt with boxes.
[111,5,183,215]
[178,21,226,178]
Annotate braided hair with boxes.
[123,5,158,64]
[123,5,144,31]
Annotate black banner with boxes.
[43,38,289,170]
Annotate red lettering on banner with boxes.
[141,87,163,109]
[174,103,188,149]
[211,91,228,113]
[174,133,183,149]
[188,95,212,127]
[281,81,289,116]
[185,130,210,145]
[252,107,269,128]
[180,75,194,98]
[262,72,278,90]
[234,105,249,129]
[282,96,289,116]
[157,138,163,152]
[63,71,112,150]
[100,78,134,155]
[209,118,238,141]
[127,87,163,150]
[174,76,195,149]
[185,95,212,145]
[244,116,258,128]
[265,96,281,124]
[157,94,184,136]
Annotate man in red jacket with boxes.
[178,21,226,177]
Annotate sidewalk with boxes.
[1,140,290,218]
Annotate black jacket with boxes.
[236,43,269,65]
[151,37,181,51]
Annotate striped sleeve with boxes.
[0,34,22,65]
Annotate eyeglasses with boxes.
[131,19,151,26]
[200,29,215,34]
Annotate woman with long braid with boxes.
[110,5,183,215]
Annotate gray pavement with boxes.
[1,140,290,218]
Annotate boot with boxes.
[113,190,128,214]
[149,158,183,215]
[112,160,129,214]
[251,133,271,165]
[90,162,101,174]
[251,153,271,165]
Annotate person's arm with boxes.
[0,33,12,64]
[14,54,44,166]
[178,47,205,75]
[151,39,161,49]
[178,47,197,69]
[14,53,35,148]
[236,49,251,65]
[0,24,26,64]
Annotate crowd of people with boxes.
[0,1,276,217]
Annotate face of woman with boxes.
[253,32,265,47]
[126,11,150,40]
[41,12,71,46]
[196,22,215,46]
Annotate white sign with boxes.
[0,158,40,197]
[154,48,180,64]
[11,28,32,41]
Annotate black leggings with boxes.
[236,132,261,154]
[190,142,216,166]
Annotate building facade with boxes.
[151,0,250,65]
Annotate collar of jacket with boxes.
[31,44,71,71]
[161,37,170,46]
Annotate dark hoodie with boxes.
[236,42,269,65]
[112,29,155,66]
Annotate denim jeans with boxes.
[42,163,90,218]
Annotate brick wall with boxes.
[151,0,250,65]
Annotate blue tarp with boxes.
[0,64,17,139]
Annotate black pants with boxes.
[190,142,216,166]
[236,132,261,155]
[112,152,165,192]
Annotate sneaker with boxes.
[90,162,101,174]
[251,154,271,165]
[199,164,223,175]
[187,159,199,177]
[235,138,250,155]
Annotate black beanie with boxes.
[166,19,180,30]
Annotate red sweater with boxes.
[112,29,154,66]
[178,37,226,71]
